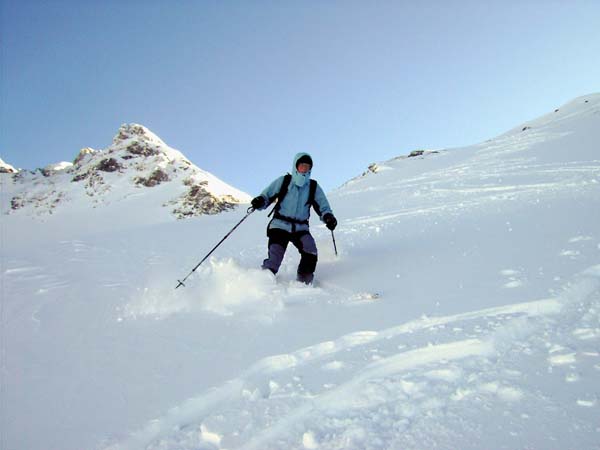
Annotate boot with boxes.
[296,272,314,285]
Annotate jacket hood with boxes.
[292,152,312,187]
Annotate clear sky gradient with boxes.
[2,0,599,194]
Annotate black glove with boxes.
[251,196,266,210]
[323,213,337,231]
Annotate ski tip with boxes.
[350,292,381,302]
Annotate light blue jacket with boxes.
[256,152,333,233]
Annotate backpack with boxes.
[268,173,321,219]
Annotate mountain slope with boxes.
[2,94,599,450]
[2,123,250,221]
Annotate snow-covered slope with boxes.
[2,123,250,222]
[2,95,600,450]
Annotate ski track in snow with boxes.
[105,264,600,450]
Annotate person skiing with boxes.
[250,153,337,284]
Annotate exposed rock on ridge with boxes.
[0,157,18,173]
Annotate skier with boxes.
[251,153,337,284]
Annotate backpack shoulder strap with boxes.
[268,173,292,217]
[308,179,322,217]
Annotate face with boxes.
[297,163,311,174]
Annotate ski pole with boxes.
[175,207,255,289]
[331,230,338,257]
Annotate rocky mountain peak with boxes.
[5,125,250,220]
[112,123,166,147]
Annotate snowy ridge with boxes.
[43,161,73,174]
[0,156,17,173]
[342,93,600,200]
[501,93,600,137]
[3,94,600,450]
[2,123,250,220]
[337,96,600,241]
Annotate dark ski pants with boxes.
[262,228,318,283]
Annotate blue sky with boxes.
[2,0,599,194]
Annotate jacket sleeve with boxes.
[314,183,333,220]
[257,176,285,210]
